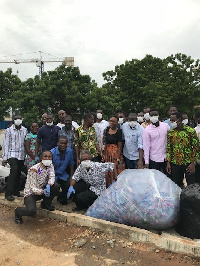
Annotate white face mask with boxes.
[171,122,177,129]
[182,119,188,125]
[118,118,124,124]
[144,113,150,121]
[128,121,137,128]
[81,160,91,169]
[150,116,159,124]
[14,119,22,126]
[96,113,103,120]
[46,122,53,126]
[137,117,144,123]
[42,160,52,167]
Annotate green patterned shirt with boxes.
[74,125,98,158]
[167,125,199,165]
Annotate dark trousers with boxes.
[6,158,24,197]
[125,157,138,169]
[195,164,200,183]
[15,183,59,218]
[56,178,70,203]
[171,163,196,187]
[149,160,168,176]
[73,180,98,209]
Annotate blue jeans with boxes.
[125,157,139,169]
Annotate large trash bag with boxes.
[86,169,181,230]
[176,183,200,239]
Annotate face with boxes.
[97,109,103,114]
[118,113,125,119]
[138,112,143,117]
[58,138,68,152]
[64,117,72,127]
[169,107,177,115]
[31,123,39,134]
[109,117,118,128]
[41,151,52,160]
[143,108,150,114]
[150,111,159,117]
[182,114,188,120]
[88,115,94,127]
[46,115,53,124]
[13,115,22,120]
[81,153,91,162]
[58,110,66,122]
[128,114,137,121]
[170,114,181,124]
[41,113,47,124]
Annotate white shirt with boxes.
[3,125,27,160]
[94,120,109,149]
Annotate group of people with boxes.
[1,106,200,224]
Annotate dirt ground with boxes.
[0,205,200,266]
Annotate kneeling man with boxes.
[67,150,116,211]
[15,150,59,224]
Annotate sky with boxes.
[0,0,200,86]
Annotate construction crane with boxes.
[0,51,74,77]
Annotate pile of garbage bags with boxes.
[176,183,200,239]
[86,169,181,230]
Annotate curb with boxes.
[1,195,200,257]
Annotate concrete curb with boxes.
[1,195,200,257]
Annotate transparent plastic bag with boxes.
[86,169,181,230]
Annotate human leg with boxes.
[6,158,18,199]
[41,183,59,210]
[171,164,184,187]
[125,157,138,169]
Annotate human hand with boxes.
[77,159,80,166]
[43,184,51,197]
[137,160,144,169]
[144,164,149,169]
[67,186,75,199]
[2,160,8,167]
[166,162,171,174]
[35,156,40,163]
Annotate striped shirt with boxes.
[3,125,27,161]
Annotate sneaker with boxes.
[5,195,15,201]
[41,203,55,211]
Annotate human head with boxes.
[31,122,39,134]
[137,112,144,123]
[80,150,92,161]
[109,115,118,129]
[46,114,54,127]
[96,109,103,121]
[143,107,150,121]
[116,111,126,124]
[150,109,159,125]
[41,113,47,125]
[83,113,94,127]
[168,106,177,116]
[58,110,66,123]
[57,136,68,153]
[64,115,72,129]
[12,114,22,127]
[41,150,52,161]
[170,112,182,129]
[182,113,188,125]
[128,113,138,128]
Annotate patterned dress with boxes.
[25,133,41,169]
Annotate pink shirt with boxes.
[143,122,170,164]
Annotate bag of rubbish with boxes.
[176,183,200,239]
[86,169,181,230]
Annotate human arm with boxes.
[74,128,80,166]
[2,128,10,163]
[25,135,35,160]
[35,138,41,158]
[167,162,171,174]
[137,149,144,169]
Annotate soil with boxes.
[0,205,200,266]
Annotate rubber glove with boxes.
[67,186,75,199]
[43,184,50,197]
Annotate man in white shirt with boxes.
[94,109,109,150]
[2,115,27,201]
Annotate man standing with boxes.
[2,115,27,201]
[14,150,59,224]
[122,113,143,169]
[51,136,74,205]
[67,150,116,211]
[57,110,66,129]
[164,105,177,129]
[167,112,199,187]
[94,109,109,151]
[137,112,144,125]
[74,113,102,165]
[143,109,170,174]
[39,113,47,128]
[141,107,151,128]
[35,114,60,157]
[58,115,75,151]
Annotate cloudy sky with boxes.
[0,0,200,86]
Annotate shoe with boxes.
[5,195,15,201]
[58,198,68,205]
[41,203,55,211]
[14,209,23,224]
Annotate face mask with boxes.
[171,122,177,129]
[182,119,188,125]
[14,119,22,126]
[150,116,159,124]
[144,113,150,121]
[42,160,52,167]
[137,117,144,123]
[128,121,137,128]
[46,122,53,126]
[118,118,124,124]
[96,113,102,120]
[81,160,91,169]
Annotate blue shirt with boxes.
[58,126,75,150]
[51,146,74,181]
[37,125,60,151]
[121,122,143,160]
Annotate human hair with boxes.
[80,150,92,159]
[150,108,159,114]
[172,112,182,120]
[41,150,52,156]
[109,114,119,121]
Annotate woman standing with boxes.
[25,122,41,169]
[103,115,125,187]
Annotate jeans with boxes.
[6,158,24,197]
[125,157,138,169]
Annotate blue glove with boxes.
[43,184,50,197]
[35,156,40,163]
[67,186,75,199]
